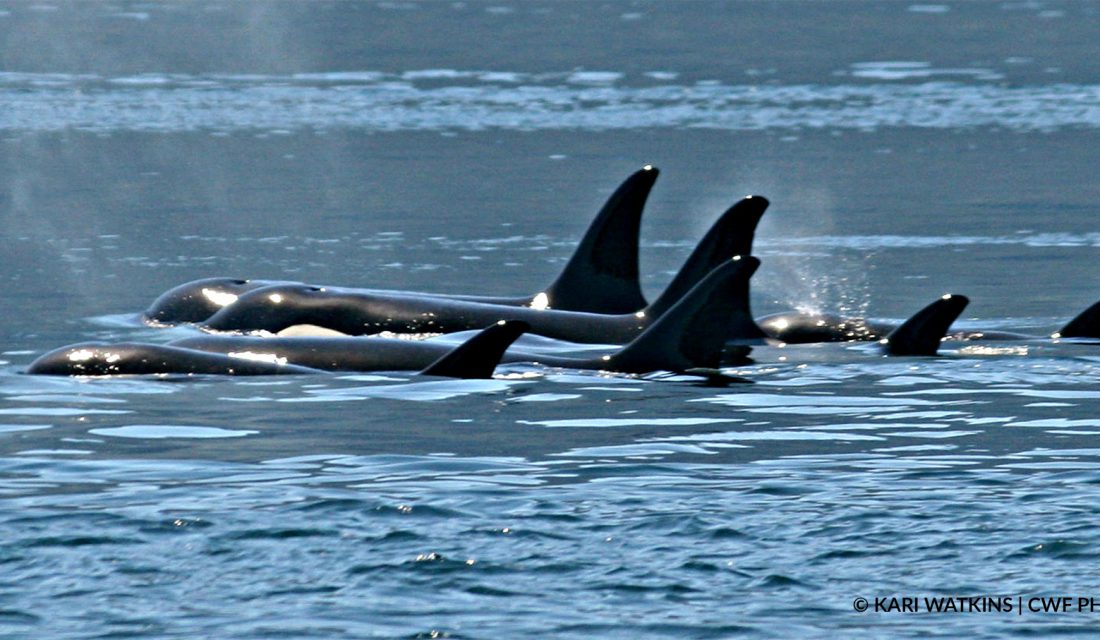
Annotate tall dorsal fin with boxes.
[420,320,530,379]
[881,294,969,356]
[1054,299,1100,339]
[643,195,769,320]
[537,166,658,313]
[606,257,766,373]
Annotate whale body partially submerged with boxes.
[144,166,665,324]
[29,258,766,379]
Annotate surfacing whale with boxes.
[176,256,764,375]
[757,311,893,344]
[26,320,531,379]
[198,196,769,342]
[30,258,765,379]
[143,277,297,325]
[752,295,970,356]
[761,295,1100,347]
[145,173,770,330]
[143,165,662,324]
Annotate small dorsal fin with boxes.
[537,166,658,313]
[420,320,530,379]
[643,195,769,320]
[1054,299,1100,339]
[607,257,766,373]
[881,294,969,356]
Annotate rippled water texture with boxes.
[4,71,1100,133]
[2,1,1100,638]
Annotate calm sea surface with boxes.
[2,2,1100,638]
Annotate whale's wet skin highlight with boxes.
[3,2,1100,638]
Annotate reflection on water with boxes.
[283,378,531,402]
[89,425,259,439]
[3,72,1100,133]
[5,342,1100,466]
[3,0,1100,636]
[5,328,1100,636]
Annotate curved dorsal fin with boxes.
[644,195,769,320]
[537,166,658,314]
[1054,299,1100,339]
[607,257,766,373]
[882,294,969,356]
[420,320,530,379]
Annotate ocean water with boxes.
[2,1,1100,638]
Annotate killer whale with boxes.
[757,311,893,344]
[1052,299,1100,340]
[26,342,324,376]
[758,309,1020,345]
[177,257,764,375]
[144,277,296,325]
[30,258,764,379]
[759,294,972,356]
[199,196,769,342]
[145,173,770,329]
[761,295,1100,347]
[878,294,970,356]
[743,295,968,356]
[143,165,662,324]
[26,320,531,379]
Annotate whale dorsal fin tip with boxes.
[883,294,970,356]
[420,320,529,379]
[608,257,766,374]
[539,166,658,314]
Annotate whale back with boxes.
[758,312,888,343]
[143,278,294,324]
[201,284,342,333]
[143,168,657,323]
[26,342,320,376]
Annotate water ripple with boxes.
[1,72,1098,133]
